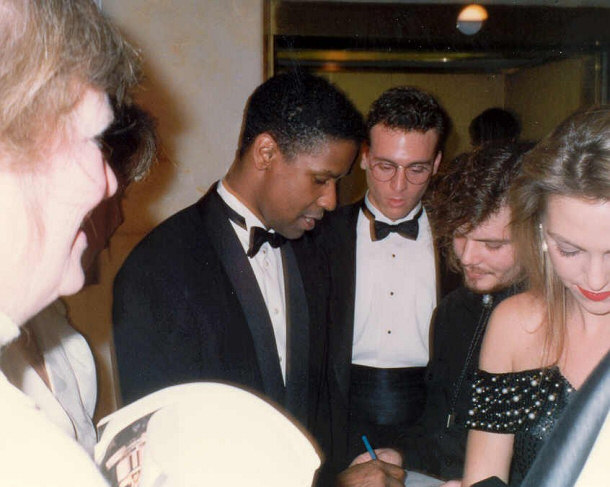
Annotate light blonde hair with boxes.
[510,106,610,362]
[0,0,140,164]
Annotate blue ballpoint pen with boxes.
[361,435,378,460]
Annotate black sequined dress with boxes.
[466,367,575,486]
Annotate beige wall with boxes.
[64,0,264,420]
[506,56,595,142]
[322,71,506,203]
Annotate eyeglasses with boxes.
[368,161,433,185]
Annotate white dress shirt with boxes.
[352,195,437,368]
[0,309,107,486]
[217,181,287,383]
[1,300,98,454]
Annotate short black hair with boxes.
[366,86,450,153]
[469,108,521,147]
[238,71,365,159]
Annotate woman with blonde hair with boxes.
[459,106,610,486]
[0,0,139,484]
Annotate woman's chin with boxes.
[58,266,86,297]
[58,232,89,296]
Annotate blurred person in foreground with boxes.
[0,0,138,483]
[0,103,157,455]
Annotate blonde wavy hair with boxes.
[0,0,140,164]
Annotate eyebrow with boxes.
[547,231,583,250]
[372,156,434,167]
[310,169,347,179]
[476,238,511,244]
[454,231,510,243]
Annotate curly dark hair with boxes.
[428,142,533,271]
[367,86,450,153]
[238,71,365,159]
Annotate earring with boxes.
[538,223,548,252]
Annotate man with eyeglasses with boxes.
[317,87,450,483]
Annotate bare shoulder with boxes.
[493,291,545,332]
[479,291,546,372]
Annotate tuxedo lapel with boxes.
[199,189,285,406]
[328,202,360,402]
[282,243,310,424]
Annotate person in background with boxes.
[0,103,157,455]
[398,143,531,480]
[459,106,610,486]
[469,108,521,148]
[318,86,450,476]
[0,0,139,483]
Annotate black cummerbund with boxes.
[349,364,426,426]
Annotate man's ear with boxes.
[252,133,279,170]
[432,151,442,175]
[360,143,370,170]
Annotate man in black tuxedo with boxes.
[112,73,364,448]
[319,87,450,472]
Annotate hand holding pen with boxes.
[336,436,405,487]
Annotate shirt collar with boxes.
[217,180,267,232]
[0,310,20,348]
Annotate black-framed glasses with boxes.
[369,161,433,185]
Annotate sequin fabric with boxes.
[466,367,575,484]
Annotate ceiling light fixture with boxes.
[457,4,488,36]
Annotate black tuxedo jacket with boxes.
[314,201,361,471]
[113,185,330,436]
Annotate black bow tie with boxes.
[217,193,287,258]
[247,227,287,258]
[368,206,423,241]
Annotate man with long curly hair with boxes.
[398,142,531,481]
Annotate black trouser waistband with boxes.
[349,364,426,426]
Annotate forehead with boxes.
[289,138,357,175]
[68,88,113,137]
[545,195,610,249]
[368,124,439,161]
[459,205,512,240]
